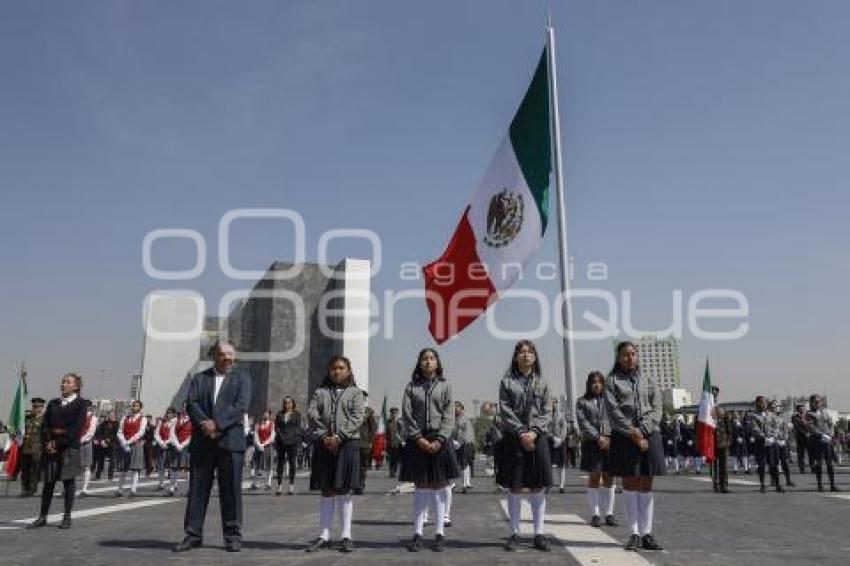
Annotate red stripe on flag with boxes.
[696,421,716,462]
[4,441,19,477]
[423,207,497,343]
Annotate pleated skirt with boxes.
[399,433,460,484]
[495,432,552,489]
[608,431,666,478]
[310,439,360,491]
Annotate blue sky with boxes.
[1,1,848,417]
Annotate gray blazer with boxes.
[576,396,609,441]
[498,371,552,436]
[604,368,661,438]
[308,384,365,442]
[402,376,454,441]
[186,367,252,453]
[748,412,769,440]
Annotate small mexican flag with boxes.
[423,47,552,343]
[695,359,716,462]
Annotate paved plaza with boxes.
[1,461,848,565]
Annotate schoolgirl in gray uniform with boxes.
[496,340,553,552]
[806,394,840,492]
[577,371,616,527]
[400,348,458,552]
[604,341,664,552]
[305,355,365,553]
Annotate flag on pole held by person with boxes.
[695,359,716,462]
[4,364,28,476]
[372,393,387,463]
[423,47,552,343]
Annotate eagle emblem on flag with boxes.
[483,188,524,248]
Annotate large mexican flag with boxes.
[4,367,27,476]
[424,47,552,343]
[695,359,716,462]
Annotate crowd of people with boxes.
[2,339,846,556]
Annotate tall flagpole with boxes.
[546,20,578,423]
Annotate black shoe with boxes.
[559,487,566,494]
[721,487,730,494]
[605,514,619,526]
[408,534,423,552]
[58,514,72,529]
[818,485,824,492]
[504,534,520,552]
[305,538,330,553]
[433,534,445,552]
[27,516,47,529]
[712,484,719,492]
[339,538,354,553]
[533,535,551,552]
[444,520,452,528]
[641,534,663,551]
[590,515,601,528]
[352,488,365,496]
[460,487,468,494]
[624,534,641,551]
[760,485,766,493]
[172,537,202,553]
[225,541,241,552]
[831,485,840,492]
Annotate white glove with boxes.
[451,440,461,450]
[553,438,562,448]
[736,438,743,444]
[766,437,775,446]
[777,440,786,447]
[822,434,832,443]
[667,440,673,446]
[749,437,755,443]
[687,440,693,446]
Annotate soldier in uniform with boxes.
[770,400,794,488]
[791,403,808,474]
[19,398,46,497]
[805,394,839,492]
[750,396,783,493]
[731,412,749,474]
[711,387,732,493]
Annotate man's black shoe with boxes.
[27,516,47,529]
[58,514,72,529]
[225,541,241,552]
[172,537,202,553]
[605,514,618,526]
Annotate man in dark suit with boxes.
[174,341,251,553]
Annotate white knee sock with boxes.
[463,466,471,487]
[433,488,446,536]
[82,468,91,492]
[337,494,353,540]
[413,489,428,536]
[622,490,639,535]
[674,458,680,472]
[266,470,273,487]
[319,496,335,541]
[120,470,130,491]
[444,485,453,522]
[586,487,599,517]
[507,492,522,535]
[638,491,654,536]
[170,472,178,491]
[559,466,566,488]
[604,485,616,516]
[530,491,546,536]
[131,471,139,492]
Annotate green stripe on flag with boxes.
[509,48,551,234]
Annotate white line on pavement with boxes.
[689,476,760,486]
[11,498,183,526]
[498,498,651,565]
